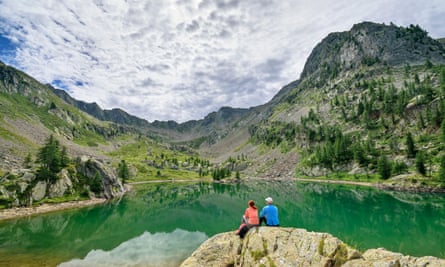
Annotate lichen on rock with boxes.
[180,227,445,267]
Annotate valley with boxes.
[1,22,445,211]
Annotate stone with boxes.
[48,169,73,198]
[32,181,47,201]
[181,227,361,267]
[76,156,125,199]
[180,227,445,267]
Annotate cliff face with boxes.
[300,22,445,81]
[180,227,445,267]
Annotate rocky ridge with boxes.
[0,156,125,207]
[180,227,445,267]
[300,21,445,81]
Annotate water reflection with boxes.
[0,180,444,266]
[59,229,207,267]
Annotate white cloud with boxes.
[59,229,208,267]
[0,0,444,122]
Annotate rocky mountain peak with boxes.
[300,21,445,82]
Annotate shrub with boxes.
[392,161,408,175]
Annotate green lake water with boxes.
[0,180,444,266]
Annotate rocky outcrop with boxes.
[344,248,445,267]
[76,156,125,199]
[0,156,125,208]
[301,21,445,81]
[180,227,445,267]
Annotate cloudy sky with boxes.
[0,0,444,122]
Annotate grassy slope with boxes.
[227,61,444,189]
[107,134,213,182]
[244,62,445,187]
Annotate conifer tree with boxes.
[406,132,416,158]
[90,171,102,193]
[357,101,364,116]
[377,155,391,179]
[60,146,70,167]
[440,66,445,95]
[441,119,445,144]
[118,159,130,183]
[439,155,445,182]
[417,113,425,130]
[36,135,66,182]
[352,143,367,166]
[416,152,426,176]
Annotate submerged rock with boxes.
[180,227,445,267]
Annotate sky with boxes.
[0,0,444,123]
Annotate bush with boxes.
[392,161,408,175]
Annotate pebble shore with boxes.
[0,198,106,221]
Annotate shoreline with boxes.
[1,177,443,222]
[296,177,445,193]
[294,177,373,187]
[0,198,107,222]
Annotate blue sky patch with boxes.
[0,34,17,64]
[51,79,69,91]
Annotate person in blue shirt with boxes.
[259,197,279,226]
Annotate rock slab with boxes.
[180,227,445,267]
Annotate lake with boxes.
[0,180,444,266]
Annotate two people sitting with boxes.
[236,197,279,238]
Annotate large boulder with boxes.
[76,156,125,199]
[180,227,445,267]
[32,181,47,201]
[180,227,361,267]
[48,169,73,198]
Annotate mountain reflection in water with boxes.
[0,181,444,266]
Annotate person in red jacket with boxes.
[243,200,259,225]
[236,200,259,238]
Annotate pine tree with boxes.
[439,155,445,182]
[377,155,392,179]
[36,135,65,182]
[60,146,70,167]
[416,152,426,176]
[118,159,130,183]
[353,143,367,166]
[357,101,364,116]
[441,119,445,144]
[406,132,416,158]
[440,66,445,96]
[90,171,102,194]
[417,113,425,130]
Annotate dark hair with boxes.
[248,200,257,209]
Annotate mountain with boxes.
[50,82,254,147]
[0,58,249,207]
[221,21,445,184]
[301,22,445,81]
[0,60,135,158]
[51,86,150,127]
[1,21,445,200]
[0,61,134,205]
